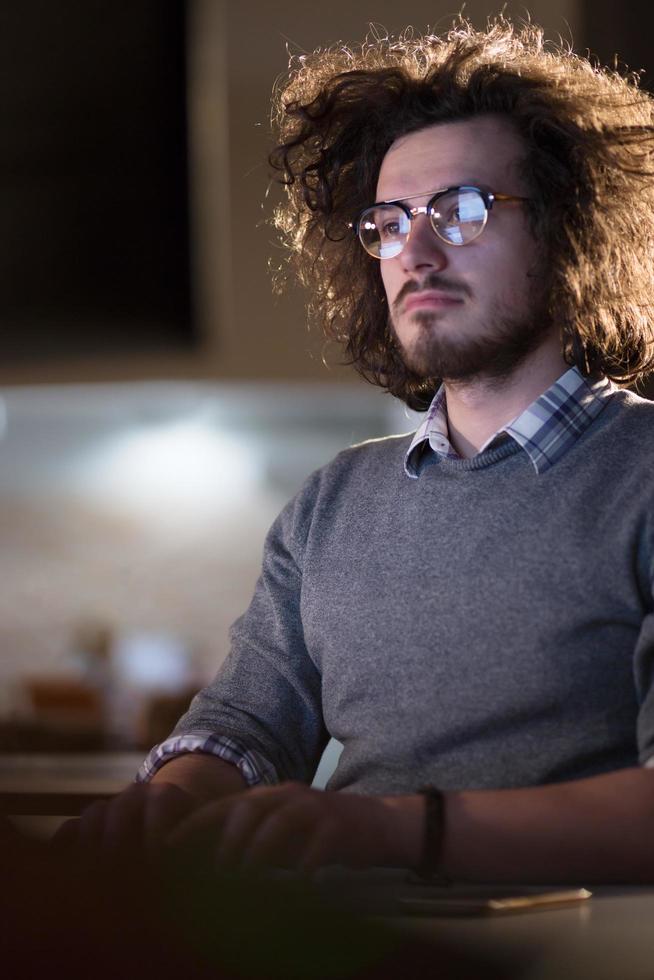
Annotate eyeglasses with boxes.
[353,185,528,259]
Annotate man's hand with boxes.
[167,782,424,872]
[53,782,199,860]
[52,753,248,859]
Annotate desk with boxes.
[0,752,143,823]
[315,870,654,980]
[2,760,654,979]
[419,887,654,980]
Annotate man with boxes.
[72,21,654,881]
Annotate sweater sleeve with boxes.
[165,475,329,785]
[634,506,654,766]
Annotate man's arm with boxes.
[442,766,654,882]
[168,765,654,881]
[150,752,248,800]
[59,475,332,857]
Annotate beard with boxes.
[390,292,553,388]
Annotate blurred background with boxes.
[0,0,651,755]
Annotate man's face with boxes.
[376,115,551,384]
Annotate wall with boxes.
[0,0,580,385]
[0,380,418,745]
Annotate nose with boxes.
[399,214,449,275]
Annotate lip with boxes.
[403,291,465,312]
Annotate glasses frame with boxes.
[353,185,529,258]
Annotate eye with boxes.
[380,219,401,238]
[443,204,462,226]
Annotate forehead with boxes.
[375,115,528,200]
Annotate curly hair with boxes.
[269,20,654,409]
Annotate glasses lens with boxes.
[429,188,487,245]
[358,204,410,259]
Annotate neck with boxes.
[443,335,568,460]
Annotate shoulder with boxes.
[326,430,415,475]
[611,386,654,412]
[602,388,654,446]
[307,430,416,503]
[274,430,416,550]
[577,388,654,508]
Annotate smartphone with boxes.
[398,888,592,917]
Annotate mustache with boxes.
[393,274,471,314]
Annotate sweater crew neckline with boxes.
[405,367,615,479]
[422,437,522,473]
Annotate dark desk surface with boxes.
[0,752,144,814]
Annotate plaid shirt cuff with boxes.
[136,731,279,787]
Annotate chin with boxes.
[399,335,479,381]
[394,306,555,384]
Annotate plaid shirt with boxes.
[405,365,615,477]
[137,730,278,787]
[138,365,617,788]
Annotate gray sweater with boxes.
[174,388,654,794]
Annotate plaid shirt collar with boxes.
[404,366,616,478]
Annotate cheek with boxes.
[481,237,540,302]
